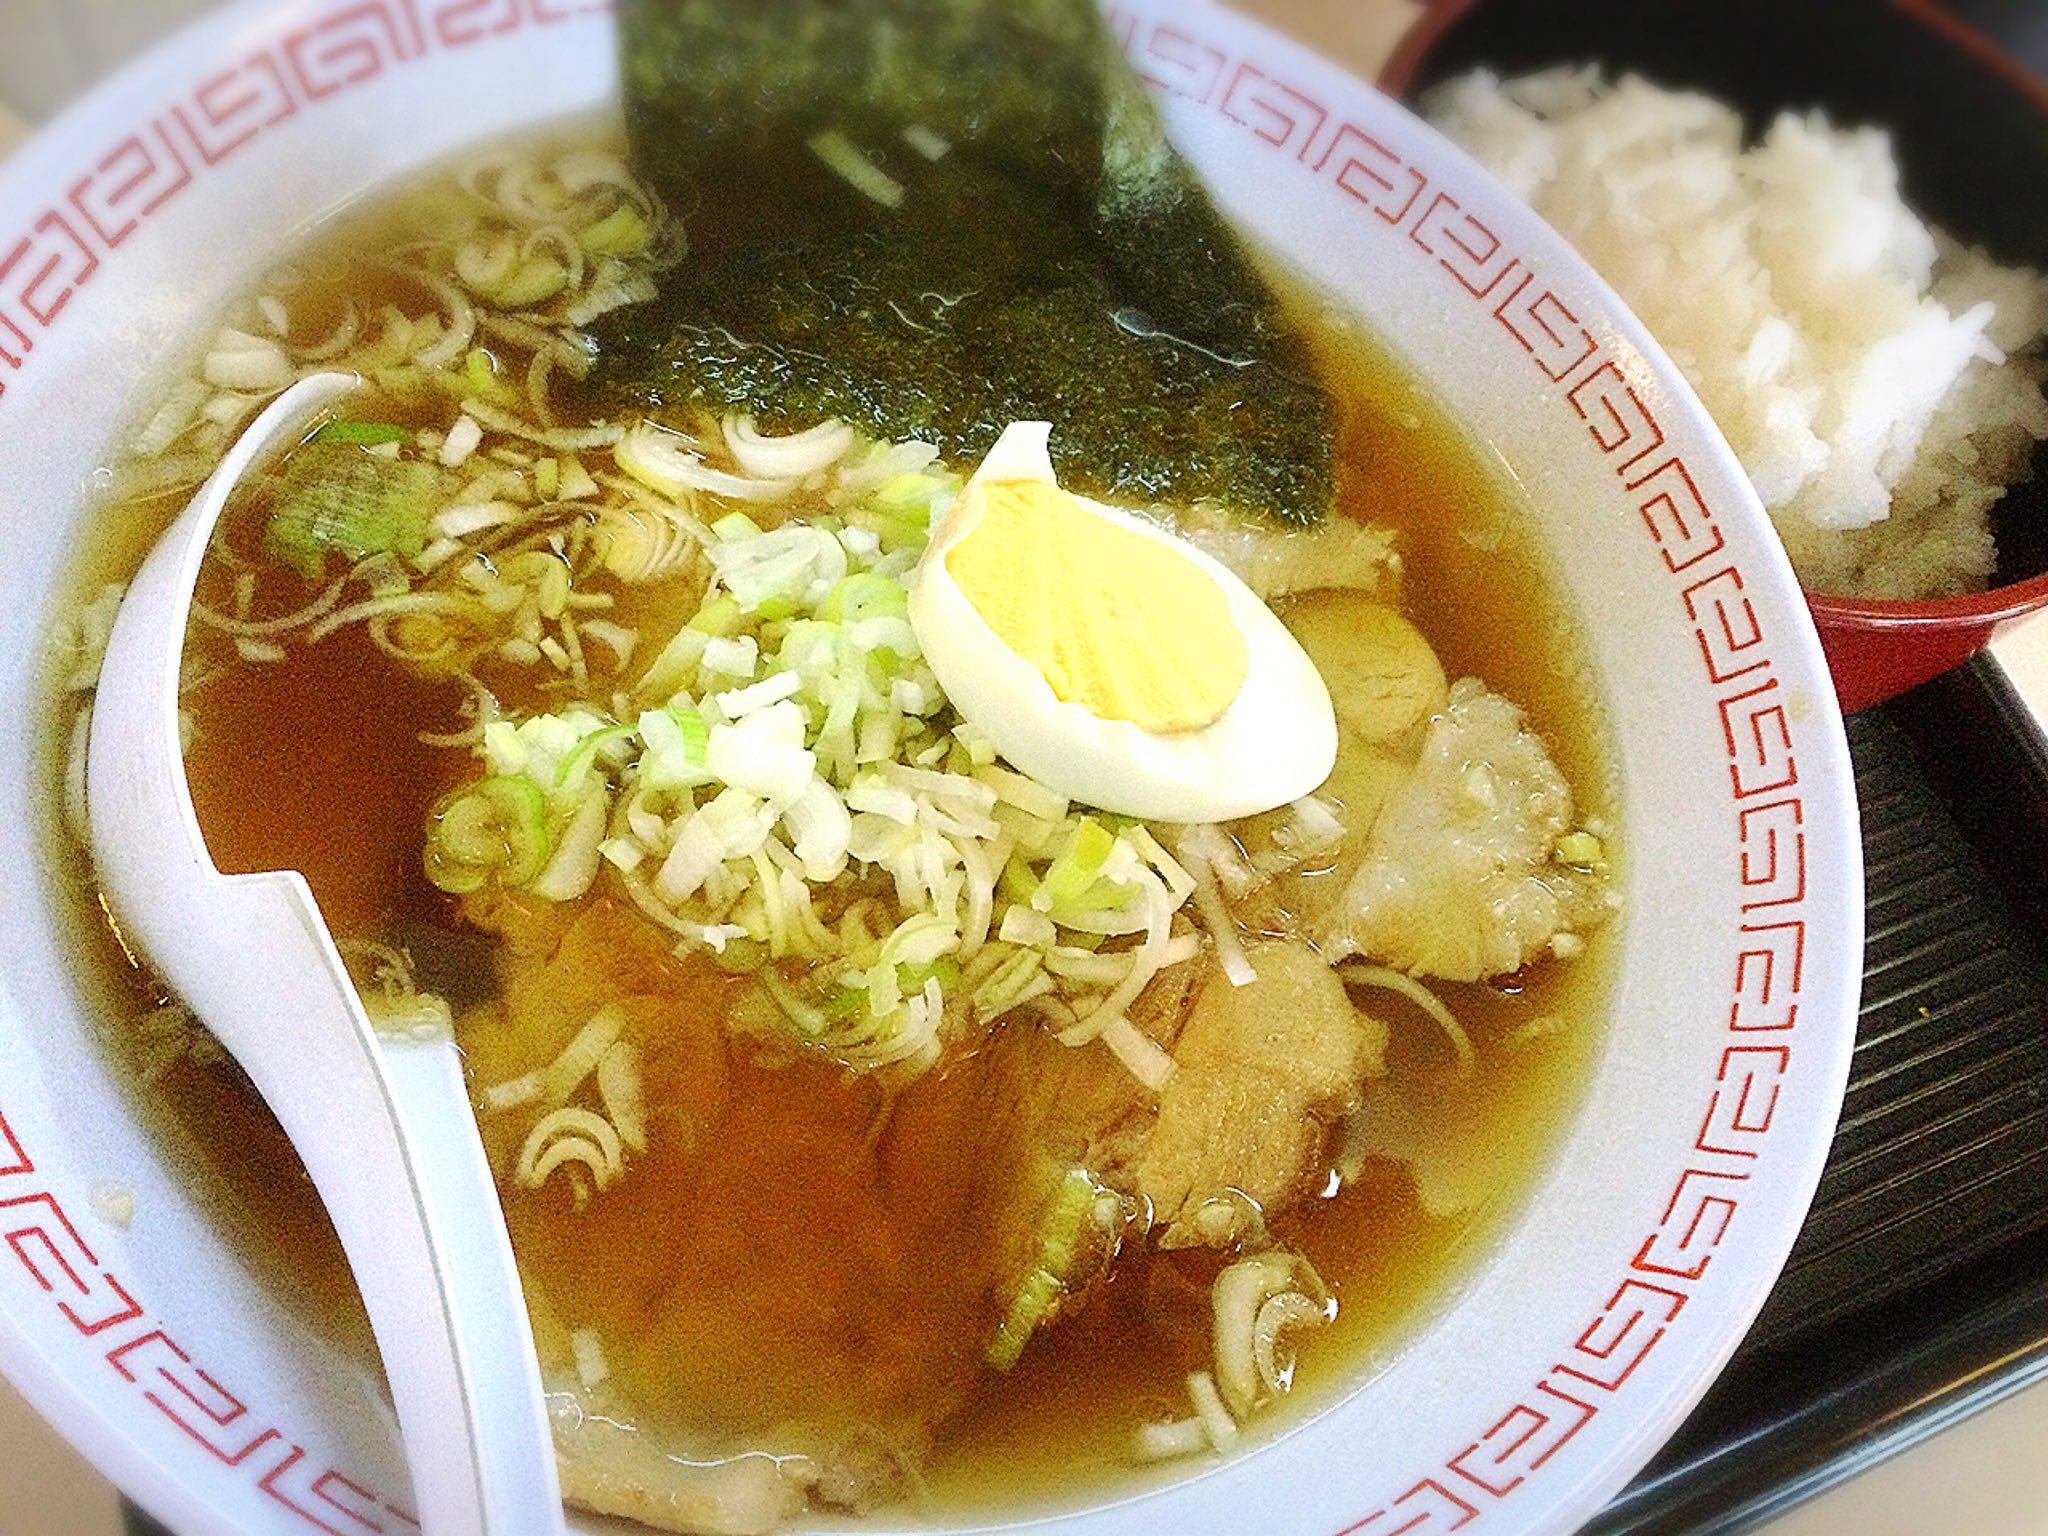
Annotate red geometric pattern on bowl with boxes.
[1106,17,1817,1525]
[1,3,1838,1533]
[0,0,611,409]
[1,1107,417,1533]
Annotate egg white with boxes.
[908,422,1338,823]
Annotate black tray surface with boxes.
[1591,662,2048,1533]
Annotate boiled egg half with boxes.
[907,422,1337,822]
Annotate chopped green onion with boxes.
[466,347,501,396]
[822,573,908,623]
[530,791,610,902]
[637,624,710,701]
[263,446,443,577]
[989,1270,1061,1372]
[702,635,759,677]
[708,936,768,974]
[578,204,651,257]
[496,549,573,619]
[808,128,906,209]
[988,1170,1110,1369]
[709,524,847,613]
[821,985,868,1023]
[954,720,998,766]
[361,989,455,1041]
[689,595,743,637]
[902,124,952,162]
[555,722,636,792]
[876,912,957,971]
[599,837,645,873]
[494,258,568,308]
[425,776,551,894]
[1554,831,1608,875]
[311,420,412,446]
[898,955,963,994]
[972,948,1046,1018]
[1037,818,1119,912]
[761,969,829,1039]
[976,764,1068,822]
[1001,853,1042,908]
[667,706,709,762]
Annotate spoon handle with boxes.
[85,370,562,1534]
[379,1032,564,1530]
[200,870,564,1536]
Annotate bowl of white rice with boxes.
[1387,0,2048,709]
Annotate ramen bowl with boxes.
[0,2,1862,1533]
[1383,0,2048,713]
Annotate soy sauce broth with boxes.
[37,129,1615,1523]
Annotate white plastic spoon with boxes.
[86,373,564,1536]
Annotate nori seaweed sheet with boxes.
[583,0,1334,524]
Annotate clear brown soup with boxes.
[42,140,1613,1524]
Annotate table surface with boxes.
[3,1,2047,1533]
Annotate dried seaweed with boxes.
[583,0,1335,524]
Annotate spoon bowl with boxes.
[84,373,564,1536]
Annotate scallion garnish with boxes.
[311,420,412,446]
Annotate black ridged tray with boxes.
[1383,0,2048,1516]
[1590,656,2048,1533]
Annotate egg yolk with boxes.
[944,479,1249,733]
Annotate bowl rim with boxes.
[1379,0,2048,119]
[1377,0,2048,631]
[1806,571,2048,629]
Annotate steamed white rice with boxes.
[1426,67,2048,600]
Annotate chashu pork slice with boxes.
[463,895,998,1528]
[544,1393,808,1536]
[1320,678,1612,982]
[1116,940,1386,1248]
[1177,506,1401,603]
[458,900,1391,1531]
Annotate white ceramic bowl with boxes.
[0,2,1863,1533]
